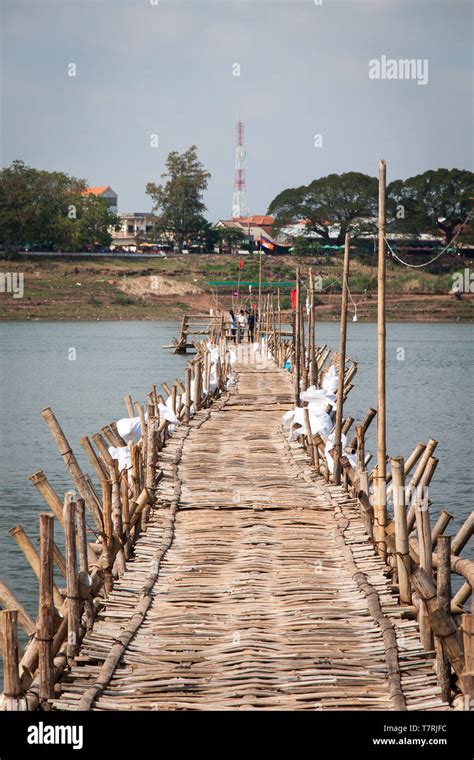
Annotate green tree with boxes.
[387,169,474,244]
[268,172,378,244]
[146,146,210,253]
[216,226,245,254]
[0,160,119,251]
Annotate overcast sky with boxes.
[1,0,472,220]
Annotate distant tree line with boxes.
[0,160,120,252]
[268,168,474,247]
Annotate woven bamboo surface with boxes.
[54,345,447,711]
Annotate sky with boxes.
[1,0,472,221]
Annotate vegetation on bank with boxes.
[0,254,472,322]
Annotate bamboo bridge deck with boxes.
[54,346,447,711]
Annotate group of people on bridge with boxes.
[228,308,257,343]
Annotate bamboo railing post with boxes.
[410,568,465,677]
[38,513,54,708]
[184,366,192,423]
[391,457,411,604]
[333,232,350,485]
[355,425,365,478]
[461,609,474,704]
[64,493,80,667]
[120,469,130,544]
[101,479,114,595]
[0,610,23,709]
[374,158,387,559]
[309,268,317,387]
[415,488,433,651]
[193,360,202,411]
[76,498,94,631]
[294,268,301,406]
[146,410,157,500]
[435,535,452,702]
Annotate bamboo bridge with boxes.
[0,162,472,712]
[0,328,472,712]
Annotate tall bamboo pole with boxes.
[309,268,317,387]
[391,456,411,604]
[0,610,23,708]
[257,246,262,339]
[436,535,452,702]
[333,233,350,485]
[375,159,387,558]
[38,513,54,708]
[294,268,301,406]
[64,493,80,667]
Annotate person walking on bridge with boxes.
[229,310,237,342]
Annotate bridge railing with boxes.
[0,341,235,711]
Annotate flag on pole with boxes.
[291,289,297,310]
[239,258,243,269]
[261,235,275,251]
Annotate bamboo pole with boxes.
[75,498,94,631]
[192,361,200,411]
[374,158,387,559]
[38,513,54,708]
[410,568,464,677]
[0,581,35,637]
[294,268,300,406]
[333,233,350,485]
[451,582,472,614]
[64,493,80,667]
[309,268,317,387]
[452,512,474,556]
[355,425,365,479]
[41,407,102,530]
[431,510,454,548]
[391,457,411,604]
[9,525,63,609]
[415,485,434,651]
[435,535,452,702]
[257,247,262,339]
[461,609,474,702]
[28,471,64,525]
[406,438,438,506]
[407,456,439,532]
[348,408,377,451]
[184,366,192,423]
[0,610,23,709]
[124,395,135,418]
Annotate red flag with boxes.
[239,258,243,269]
[291,289,297,310]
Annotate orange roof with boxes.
[82,186,114,196]
[234,215,274,226]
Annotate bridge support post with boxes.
[374,159,387,559]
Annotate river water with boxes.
[0,321,472,628]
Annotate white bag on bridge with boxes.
[108,445,132,472]
[116,416,142,444]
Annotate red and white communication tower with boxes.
[231,120,248,219]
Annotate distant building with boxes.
[111,212,159,250]
[215,215,276,244]
[82,186,118,213]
